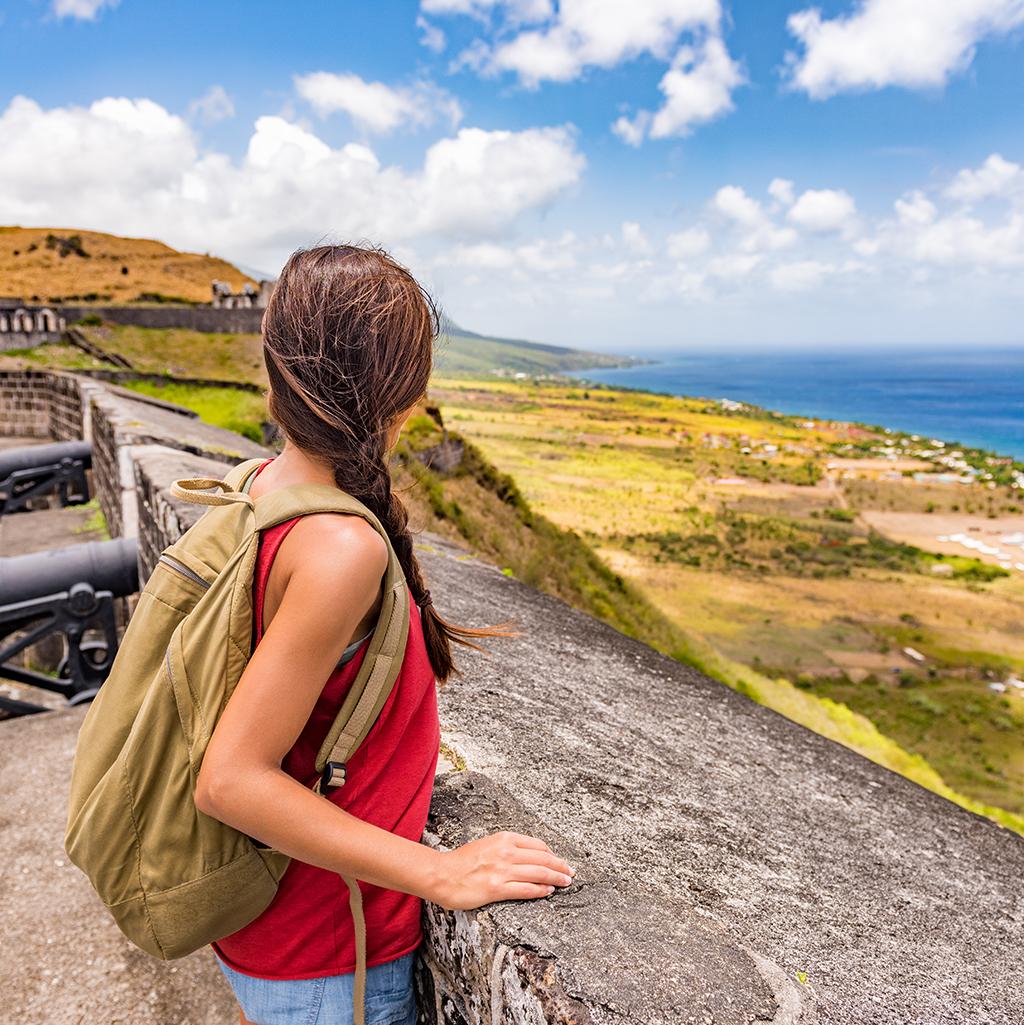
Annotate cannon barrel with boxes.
[0,441,92,478]
[0,538,138,605]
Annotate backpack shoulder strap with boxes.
[232,457,269,495]
[169,469,411,781]
[168,457,267,508]
[250,484,410,781]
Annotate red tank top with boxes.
[211,459,441,979]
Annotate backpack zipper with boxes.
[159,553,212,590]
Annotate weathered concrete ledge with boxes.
[1,370,1022,1025]
[411,534,1024,1025]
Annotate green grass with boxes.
[116,380,267,442]
[797,671,1024,815]
[71,497,111,541]
[671,630,1024,832]
[428,374,1024,832]
[396,423,695,656]
[78,325,267,382]
[621,513,1009,583]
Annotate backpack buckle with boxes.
[319,761,347,793]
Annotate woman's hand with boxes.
[429,830,577,911]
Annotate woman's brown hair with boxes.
[261,243,516,685]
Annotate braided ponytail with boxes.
[262,243,518,685]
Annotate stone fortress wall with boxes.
[0,279,271,345]
[1,368,1022,1025]
[0,301,67,350]
[59,303,265,334]
[61,279,273,333]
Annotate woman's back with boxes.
[212,459,441,978]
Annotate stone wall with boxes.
[0,304,66,349]
[0,330,64,351]
[0,369,83,440]
[61,303,264,334]
[2,369,1023,1025]
[0,369,265,566]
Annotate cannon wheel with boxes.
[57,640,108,681]
[68,687,101,706]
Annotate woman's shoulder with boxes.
[273,512,389,584]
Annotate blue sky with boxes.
[1,0,1022,353]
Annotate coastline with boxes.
[563,348,1024,464]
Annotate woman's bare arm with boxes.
[194,513,575,910]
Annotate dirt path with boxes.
[861,509,1024,572]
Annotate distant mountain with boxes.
[0,227,254,305]
[232,261,276,282]
[437,322,647,377]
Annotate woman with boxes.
[194,244,576,1025]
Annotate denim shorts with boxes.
[214,949,418,1025]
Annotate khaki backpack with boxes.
[64,456,412,1025]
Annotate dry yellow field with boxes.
[0,226,253,304]
[430,374,1024,814]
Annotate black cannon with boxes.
[0,440,92,515]
[0,537,138,716]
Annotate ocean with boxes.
[569,348,1024,461]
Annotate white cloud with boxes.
[422,0,552,20]
[0,95,584,269]
[742,223,798,252]
[429,165,1024,345]
[438,231,578,275]
[419,126,584,235]
[294,72,462,134]
[709,252,762,278]
[871,175,1024,268]
[648,37,744,138]
[768,258,869,292]
[0,96,197,208]
[894,189,937,226]
[786,0,1024,99]
[417,15,447,52]
[621,221,652,254]
[666,226,711,259]
[770,259,835,292]
[52,0,118,19]
[945,153,1024,204]
[711,185,798,252]
[188,85,235,125]
[887,207,1024,267]
[611,112,650,147]
[617,35,744,144]
[712,185,763,227]
[431,1,742,142]
[787,188,857,232]
[478,0,723,85]
[768,177,795,207]
[853,236,881,257]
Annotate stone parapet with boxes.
[0,369,1021,1025]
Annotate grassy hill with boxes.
[436,324,645,377]
[0,227,254,304]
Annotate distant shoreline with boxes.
[563,349,1024,463]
